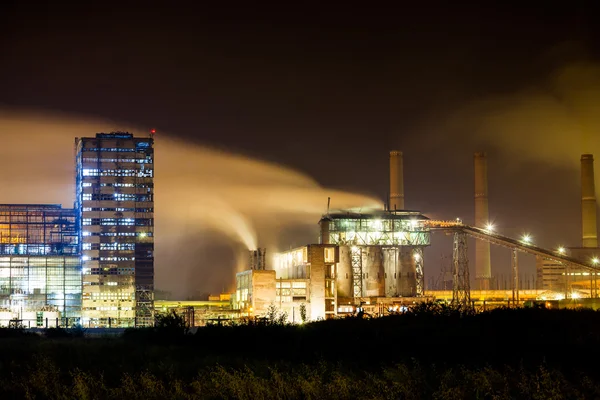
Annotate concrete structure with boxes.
[0,204,81,326]
[389,151,404,211]
[76,132,154,328]
[272,244,335,320]
[537,154,600,292]
[235,269,277,317]
[581,154,597,248]
[474,152,491,289]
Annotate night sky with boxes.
[1,2,600,297]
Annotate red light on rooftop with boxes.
[150,129,156,134]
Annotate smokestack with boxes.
[389,151,404,210]
[474,152,491,289]
[581,154,597,248]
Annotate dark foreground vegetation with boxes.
[2,304,600,399]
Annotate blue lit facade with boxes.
[0,204,81,321]
[76,132,154,328]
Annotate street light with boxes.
[592,257,599,265]
[522,234,532,244]
[485,223,494,232]
[557,247,565,255]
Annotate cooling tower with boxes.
[389,151,404,210]
[474,152,491,289]
[581,154,598,248]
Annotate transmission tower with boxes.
[452,231,471,308]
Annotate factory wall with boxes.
[362,247,385,297]
[251,270,277,316]
[337,246,353,298]
[307,245,327,320]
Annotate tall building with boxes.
[0,204,81,326]
[75,132,154,327]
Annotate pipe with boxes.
[581,154,597,248]
[474,152,491,289]
[389,151,404,211]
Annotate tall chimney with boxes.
[474,152,491,289]
[581,154,597,248]
[389,151,404,210]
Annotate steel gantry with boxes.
[351,246,363,298]
[426,220,600,305]
[414,247,425,297]
[452,231,471,308]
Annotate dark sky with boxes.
[1,1,600,295]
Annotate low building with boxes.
[0,204,81,326]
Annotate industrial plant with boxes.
[224,150,600,324]
[0,128,598,329]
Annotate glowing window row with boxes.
[81,169,153,177]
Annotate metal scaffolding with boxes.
[135,284,154,327]
[414,247,425,296]
[351,247,363,298]
[452,231,471,308]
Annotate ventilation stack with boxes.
[389,151,404,211]
[474,152,491,289]
[581,154,598,248]
[249,248,267,270]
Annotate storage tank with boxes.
[362,246,385,297]
[397,248,417,297]
[383,248,399,296]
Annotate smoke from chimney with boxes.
[389,151,404,210]
[581,154,598,248]
[474,152,491,288]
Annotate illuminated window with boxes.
[324,247,335,263]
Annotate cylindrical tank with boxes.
[336,245,353,298]
[383,248,399,296]
[397,248,417,297]
[581,154,598,248]
[474,152,491,289]
[362,246,385,297]
[389,151,405,211]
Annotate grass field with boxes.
[1,304,599,399]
